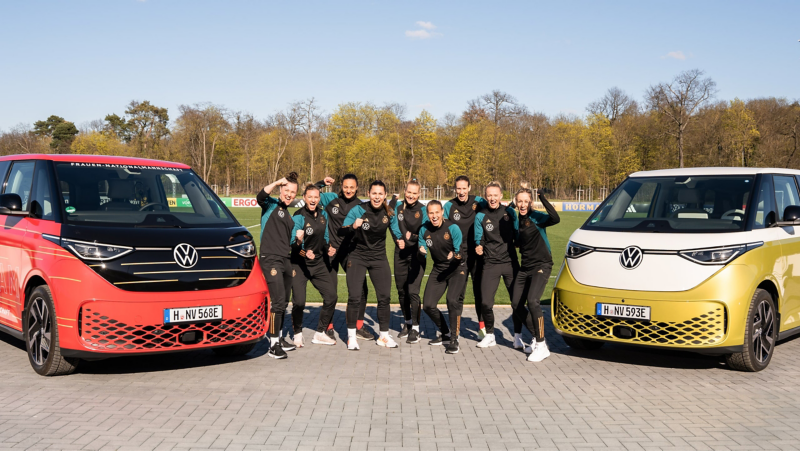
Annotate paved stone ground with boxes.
[0,305,799,451]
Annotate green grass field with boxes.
[229,206,591,305]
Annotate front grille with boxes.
[79,304,265,352]
[554,296,726,346]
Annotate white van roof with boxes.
[630,167,800,177]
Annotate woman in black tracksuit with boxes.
[315,175,373,340]
[473,181,518,349]
[258,172,300,360]
[289,184,338,348]
[390,180,428,343]
[511,188,559,362]
[340,180,402,350]
[418,200,466,354]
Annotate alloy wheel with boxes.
[752,298,774,363]
[27,296,51,366]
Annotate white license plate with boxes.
[164,306,223,324]
[596,303,650,320]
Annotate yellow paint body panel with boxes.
[552,241,796,350]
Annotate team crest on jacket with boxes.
[523,219,531,227]
[278,210,285,218]
[382,216,388,224]
[472,203,477,210]
[292,269,296,277]
[270,268,277,276]
[415,211,420,218]
[453,211,461,221]
[444,232,450,240]
[503,214,509,221]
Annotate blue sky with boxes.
[1,0,798,130]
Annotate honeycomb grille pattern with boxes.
[554,298,726,346]
[80,304,265,352]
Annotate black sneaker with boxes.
[326,328,335,339]
[398,324,410,338]
[280,337,297,352]
[356,327,374,340]
[267,342,288,359]
[429,334,451,346]
[445,338,460,354]
[406,329,420,344]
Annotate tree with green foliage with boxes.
[50,121,79,154]
[32,115,66,137]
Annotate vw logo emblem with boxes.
[174,243,199,268]
[305,227,314,235]
[453,212,461,221]
[332,207,339,215]
[619,246,643,270]
[362,223,370,230]
[426,239,433,247]
[398,214,404,221]
[485,223,494,232]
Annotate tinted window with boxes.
[31,162,55,220]
[4,161,36,212]
[585,175,754,233]
[773,175,800,221]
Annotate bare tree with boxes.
[294,98,322,181]
[265,108,301,182]
[587,87,637,124]
[233,112,261,192]
[647,69,717,167]
[175,103,229,181]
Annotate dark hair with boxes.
[285,171,299,186]
[426,199,443,212]
[369,180,394,217]
[455,175,470,186]
[303,183,320,195]
[342,173,358,185]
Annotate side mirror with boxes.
[0,193,23,216]
[774,206,800,227]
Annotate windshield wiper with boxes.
[134,224,182,228]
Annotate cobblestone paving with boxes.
[0,305,799,450]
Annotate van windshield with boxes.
[583,175,754,233]
[55,162,237,228]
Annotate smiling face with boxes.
[342,178,358,200]
[485,186,503,209]
[405,183,420,204]
[369,185,386,208]
[280,182,298,205]
[455,180,470,202]
[516,192,532,215]
[428,203,443,227]
[304,188,320,211]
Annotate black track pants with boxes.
[290,260,338,333]
[395,250,426,326]
[346,257,392,331]
[422,262,468,336]
[479,262,517,334]
[457,253,483,323]
[331,251,368,323]
[510,265,551,341]
[262,255,292,337]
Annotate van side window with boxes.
[4,161,36,211]
[31,162,55,220]
[751,175,776,229]
[773,175,800,221]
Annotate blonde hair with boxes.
[485,181,502,195]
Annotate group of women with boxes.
[256,172,560,363]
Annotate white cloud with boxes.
[405,21,442,39]
[662,51,687,60]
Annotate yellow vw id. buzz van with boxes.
[553,168,800,371]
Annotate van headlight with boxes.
[62,238,134,261]
[566,241,594,259]
[678,242,763,265]
[227,241,256,258]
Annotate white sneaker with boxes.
[476,333,496,348]
[312,332,336,346]
[347,337,360,351]
[527,341,550,362]
[478,328,487,339]
[513,335,526,349]
[376,335,399,348]
[293,334,304,348]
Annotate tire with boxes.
[563,335,605,350]
[24,285,79,376]
[212,342,257,357]
[726,288,777,372]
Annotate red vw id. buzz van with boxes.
[0,155,268,375]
